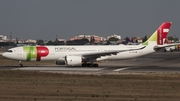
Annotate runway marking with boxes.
[113,67,131,71]
[12,67,104,71]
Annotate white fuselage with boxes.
[2,44,155,62]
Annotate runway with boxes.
[1,51,180,74]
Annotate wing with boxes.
[81,46,146,59]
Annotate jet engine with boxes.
[65,56,82,66]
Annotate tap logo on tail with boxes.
[157,22,172,45]
[142,22,172,45]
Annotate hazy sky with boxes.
[0,0,180,40]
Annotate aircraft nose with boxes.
[2,52,13,59]
[2,52,6,57]
[2,52,9,58]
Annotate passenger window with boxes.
[7,50,13,52]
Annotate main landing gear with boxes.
[81,63,99,67]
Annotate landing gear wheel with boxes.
[18,61,23,67]
[82,63,87,67]
[81,63,99,67]
[87,63,93,67]
[93,64,99,67]
[19,64,23,67]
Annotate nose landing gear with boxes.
[18,61,23,67]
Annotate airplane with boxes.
[164,38,180,52]
[2,22,172,67]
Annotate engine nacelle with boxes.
[65,56,82,66]
[55,61,65,65]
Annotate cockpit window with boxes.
[6,50,13,52]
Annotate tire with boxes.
[93,64,99,67]
[19,64,23,67]
[82,63,87,67]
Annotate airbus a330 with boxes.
[2,22,172,67]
